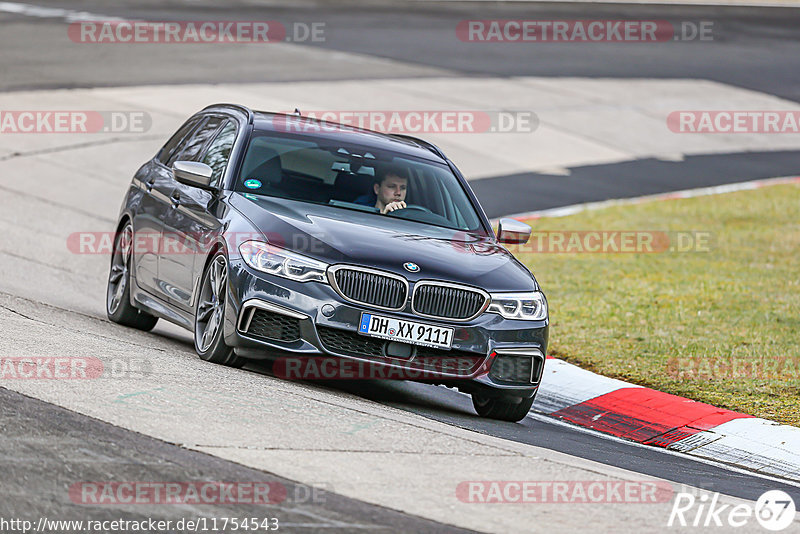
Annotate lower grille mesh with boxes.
[318,325,383,356]
[245,309,302,342]
[317,326,486,376]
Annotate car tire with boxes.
[106,222,159,331]
[471,393,535,422]
[194,252,245,368]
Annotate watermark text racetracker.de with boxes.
[456,480,674,503]
[457,20,714,42]
[272,110,538,134]
[69,480,329,505]
[668,110,800,133]
[666,355,800,381]
[68,231,328,256]
[70,481,286,505]
[459,230,714,254]
[0,111,151,134]
[0,357,152,380]
[69,20,325,43]
[273,356,490,380]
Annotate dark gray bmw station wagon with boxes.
[107,104,548,422]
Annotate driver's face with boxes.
[374,174,407,206]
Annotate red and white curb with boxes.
[532,357,800,482]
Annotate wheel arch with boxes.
[201,240,228,276]
[115,214,132,233]
[111,214,133,271]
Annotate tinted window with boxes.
[236,132,483,231]
[168,116,223,166]
[202,121,237,187]
[157,117,201,165]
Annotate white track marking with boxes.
[527,412,800,490]
[669,418,800,480]
[0,2,127,22]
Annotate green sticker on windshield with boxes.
[244,179,261,189]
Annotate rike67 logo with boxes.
[668,490,796,531]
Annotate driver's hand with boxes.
[381,201,406,214]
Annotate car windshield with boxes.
[235,131,484,231]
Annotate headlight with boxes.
[239,240,328,283]
[486,291,547,321]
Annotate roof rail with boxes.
[201,103,254,124]
[390,134,447,160]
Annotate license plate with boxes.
[358,313,454,350]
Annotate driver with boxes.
[354,165,408,214]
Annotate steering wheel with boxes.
[388,204,432,215]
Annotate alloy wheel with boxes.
[196,255,228,352]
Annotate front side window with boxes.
[157,117,201,165]
[167,116,224,166]
[202,121,237,187]
[235,131,483,231]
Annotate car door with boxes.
[159,116,232,311]
[132,116,202,296]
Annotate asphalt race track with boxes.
[1,1,799,532]
[472,149,800,218]
[0,388,475,534]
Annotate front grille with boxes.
[317,326,486,376]
[245,309,302,342]
[489,354,544,384]
[332,268,407,310]
[412,283,488,320]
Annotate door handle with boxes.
[145,178,155,192]
[170,190,181,207]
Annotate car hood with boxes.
[229,193,538,292]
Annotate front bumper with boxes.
[223,260,549,397]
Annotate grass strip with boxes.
[511,183,800,426]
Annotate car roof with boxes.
[201,104,448,163]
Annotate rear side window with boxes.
[157,117,201,165]
[168,117,224,165]
[202,121,237,188]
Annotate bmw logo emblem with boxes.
[403,262,420,273]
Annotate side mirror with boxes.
[497,218,532,245]
[173,161,214,191]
